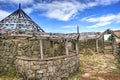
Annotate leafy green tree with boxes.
[107,35,112,41]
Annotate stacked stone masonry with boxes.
[15,54,80,80]
[0,36,80,79]
[0,39,41,72]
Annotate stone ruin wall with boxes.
[15,54,80,80]
[0,37,80,80]
[0,38,49,73]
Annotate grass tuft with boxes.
[67,70,83,80]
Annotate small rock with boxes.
[82,73,90,78]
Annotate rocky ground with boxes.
[72,53,120,80]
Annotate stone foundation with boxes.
[15,54,80,80]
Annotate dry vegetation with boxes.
[0,72,23,80]
[68,53,120,80]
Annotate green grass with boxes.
[67,70,83,80]
[90,77,97,80]
[0,71,22,80]
[114,58,120,73]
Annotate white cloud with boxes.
[1,0,120,21]
[117,21,120,23]
[96,0,120,5]
[116,13,120,23]
[0,0,33,4]
[62,25,77,28]
[87,22,111,28]
[24,8,33,14]
[0,10,10,21]
[32,0,99,21]
[86,2,98,7]
[82,14,116,22]
[30,0,120,21]
[10,0,33,4]
[33,1,82,21]
[112,28,120,31]
[81,13,120,28]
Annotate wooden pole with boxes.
[114,38,117,54]
[76,40,79,54]
[113,39,116,54]
[96,39,99,53]
[40,39,43,59]
[50,41,54,57]
[76,25,79,54]
[112,36,116,54]
[77,25,79,33]
[102,36,104,53]
[72,41,75,50]
[65,40,69,55]
[28,39,31,56]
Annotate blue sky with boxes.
[0,0,120,33]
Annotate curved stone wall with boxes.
[15,54,80,80]
[0,38,66,73]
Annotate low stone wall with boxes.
[0,38,65,73]
[15,54,80,80]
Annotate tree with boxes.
[107,35,112,41]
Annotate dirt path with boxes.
[76,72,120,80]
[76,54,120,80]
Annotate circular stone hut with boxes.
[0,4,80,80]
